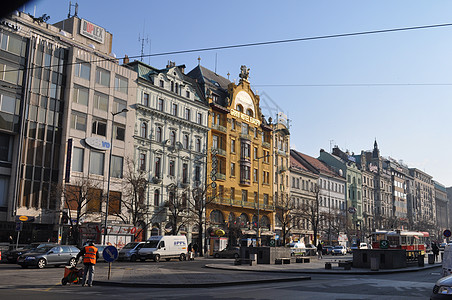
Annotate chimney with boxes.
[123,54,129,64]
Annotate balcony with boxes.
[240,133,252,140]
[212,124,227,133]
[152,176,162,184]
[211,147,226,157]
[217,173,226,180]
[262,142,271,149]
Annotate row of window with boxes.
[319,179,344,193]
[72,147,123,178]
[73,85,127,112]
[74,60,128,93]
[70,110,125,141]
[141,94,204,125]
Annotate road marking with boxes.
[44,282,61,292]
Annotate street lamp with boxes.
[103,108,128,245]
[256,153,270,247]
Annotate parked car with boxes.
[287,242,305,256]
[431,273,452,299]
[95,245,108,262]
[213,247,240,259]
[359,243,368,249]
[439,243,448,251]
[322,245,334,255]
[3,243,55,263]
[350,243,359,251]
[118,242,145,262]
[332,245,347,256]
[17,245,80,269]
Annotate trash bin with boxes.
[370,257,379,271]
[418,254,425,267]
[428,254,435,264]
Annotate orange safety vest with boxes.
[83,245,98,265]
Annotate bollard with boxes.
[418,254,425,267]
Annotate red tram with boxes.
[371,230,429,255]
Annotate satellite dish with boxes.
[88,44,95,50]
[59,30,68,37]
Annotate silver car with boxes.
[17,245,80,269]
[118,242,144,262]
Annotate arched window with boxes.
[156,127,162,142]
[170,131,176,146]
[154,189,160,206]
[210,210,224,224]
[236,104,243,112]
[261,215,270,230]
[195,138,201,152]
[239,213,248,227]
[252,215,258,227]
[183,134,189,149]
[141,122,147,138]
[246,109,253,117]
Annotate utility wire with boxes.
[252,83,452,87]
[2,22,452,75]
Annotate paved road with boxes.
[0,258,441,299]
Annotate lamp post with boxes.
[103,108,128,245]
[256,153,270,247]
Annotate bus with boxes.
[371,230,429,256]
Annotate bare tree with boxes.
[298,184,322,246]
[110,157,162,241]
[275,194,298,246]
[165,184,190,236]
[53,177,102,247]
[186,184,215,256]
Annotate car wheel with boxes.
[130,255,137,262]
[233,253,239,259]
[68,258,76,267]
[154,254,160,262]
[214,253,220,258]
[37,258,46,269]
[179,254,185,261]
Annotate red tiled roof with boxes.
[290,155,310,172]
[293,150,340,178]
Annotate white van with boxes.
[138,236,187,262]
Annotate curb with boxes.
[93,275,311,288]
[205,263,442,275]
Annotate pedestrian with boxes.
[76,241,99,287]
[193,243,199,257]
[317,242,323,259]
[432,242,439,262]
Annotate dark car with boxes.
[322,246,334,255]
[213,247,240,259]
[17,245,80,269]
[431,274,452,299]
[4,243,55,263]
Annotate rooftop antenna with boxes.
[227,72,230,80]
[138,20,149,62]
[68,1,78,18]
[329,140,335,153]
[197,56,201,66]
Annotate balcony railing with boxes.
[212,124,227,133]
[217,173,226,180]
[240,133,252,140]
[262,142,271,149]
[211,147,226,156]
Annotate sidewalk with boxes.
[93,256,442,288]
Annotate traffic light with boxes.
[61,211,69,225]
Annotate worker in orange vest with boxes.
[76,241,99,287]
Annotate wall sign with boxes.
[85,137,110,151]
[80,19,105,44]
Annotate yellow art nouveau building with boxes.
[187,65,274,246]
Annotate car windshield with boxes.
[123,242,139,249]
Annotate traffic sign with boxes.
[380,240,389,249]
[348,207,356,214]
[444,230,452,238]
[269,239,276,247]
[102,245,118,263]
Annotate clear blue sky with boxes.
[25,0,452,186]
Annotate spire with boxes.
[372,139,379,159]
